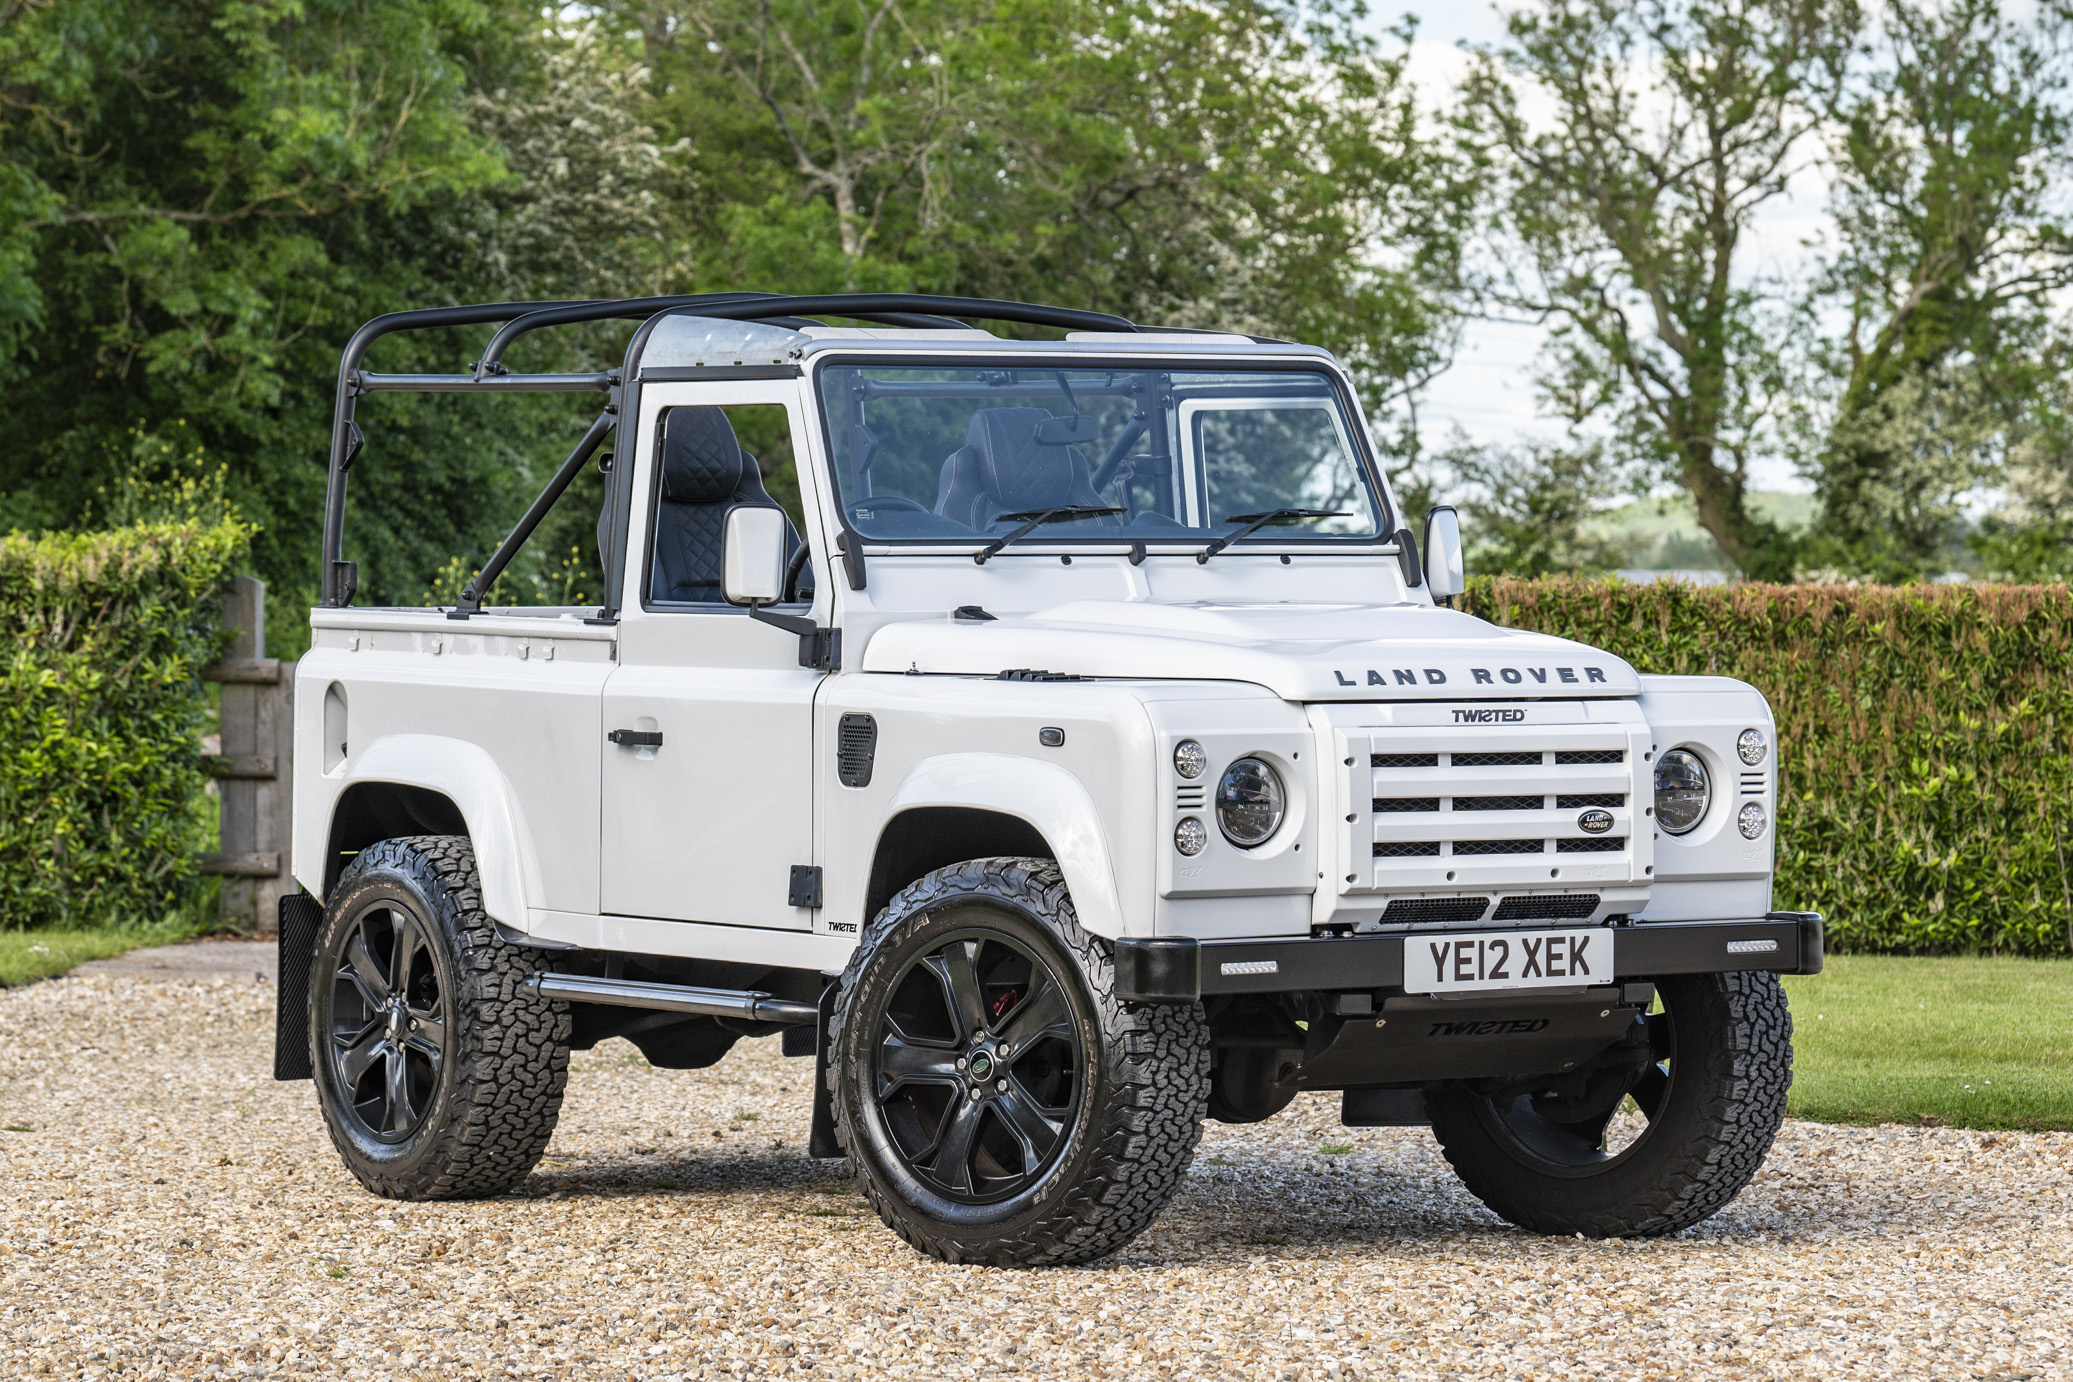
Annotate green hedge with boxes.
[1461,577,2073,956]
[0,520,246,930]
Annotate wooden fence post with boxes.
[200,576,295,932]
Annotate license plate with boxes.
[1405,928,1613,994]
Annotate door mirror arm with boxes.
[748,602,843,672]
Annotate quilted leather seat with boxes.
[934,408,1114,530]
[648,407,796,604]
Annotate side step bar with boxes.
[526,973,818,1025]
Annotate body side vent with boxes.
[837,713,878,788]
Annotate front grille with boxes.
[1557,792,1624,808]
[1493,893,1601,921]
[1352,717,1638,893]
[1454,794,1543,811]
[1451,838,1544,856]
[1381,897,1492,925]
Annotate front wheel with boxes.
[827,857,1210,1266]
[1427,970,1792,1237]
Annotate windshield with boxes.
[818,364,1388,545]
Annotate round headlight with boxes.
[1738,802,1768,840]
[1174,740,1208,779]
[1215,757,1285,848]
[1175,816,1208,856]
[1737,728,1768,766]
[1653,748,1710,836]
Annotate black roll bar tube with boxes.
[323,292,1147,608]
[324,299,597,608]
[449,403,620,618]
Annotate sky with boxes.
[1370,2,1828,493]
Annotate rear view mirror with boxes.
[1425,505,1465,598]
[1035,414,1098,446]
[722,507,788,605]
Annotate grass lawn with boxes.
[0,922,207,988]
[1784,955,2073,1131]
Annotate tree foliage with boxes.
[1804,0,2073,579]
[1460,0,1853,580]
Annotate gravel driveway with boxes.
[3,947,2070,1381]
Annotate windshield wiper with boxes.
[974,505,1124,564]
[1195,508,1349,563]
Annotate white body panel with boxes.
[294,329,1783,973]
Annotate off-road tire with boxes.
[311,835,570,1199]
[1427,970,1792,1237]
[828,857,1210,1266]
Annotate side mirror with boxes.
[722,507,788,606]
[1424,505,1465,599]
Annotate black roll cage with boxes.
[319,292,1144,612]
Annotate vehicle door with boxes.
[599,382,826,928]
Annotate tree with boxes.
[1440,440,1627,576]
[0,3,687,621]
[1804,0,2073,578]
[1460,0,1855,579]
[620,0,1473,452]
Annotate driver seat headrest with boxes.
[661,407,747,503]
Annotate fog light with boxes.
[1738,802,1768,839]
[1175,816,1208,856]
[1737,728,1768,766]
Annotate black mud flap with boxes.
[274,893,323,1081]
[808,981,843,1159]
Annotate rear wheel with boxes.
[828,857,1210,1266]
[311,836,569,1199]
[1427,970,1791,1237]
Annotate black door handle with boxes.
[608,729,663,747]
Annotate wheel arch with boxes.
[309,735,544,927]
[868,753,1131,938]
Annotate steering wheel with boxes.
[850,496,928,516]
[781,543,812,603]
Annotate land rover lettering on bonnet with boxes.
[275,290,1819,1268]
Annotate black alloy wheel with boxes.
[327,901,451,1144]
[1427,970,1793,1238]
[828,857,1210,1266]
[868,925,1084,1204]
[310,836,569,1200]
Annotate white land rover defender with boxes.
[275,292,1820,1268]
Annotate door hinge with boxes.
[788,865,824,909]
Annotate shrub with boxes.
[1461,577,2073,955]
[0,519,247,930]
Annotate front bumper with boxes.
[1115,912,1823,1003]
